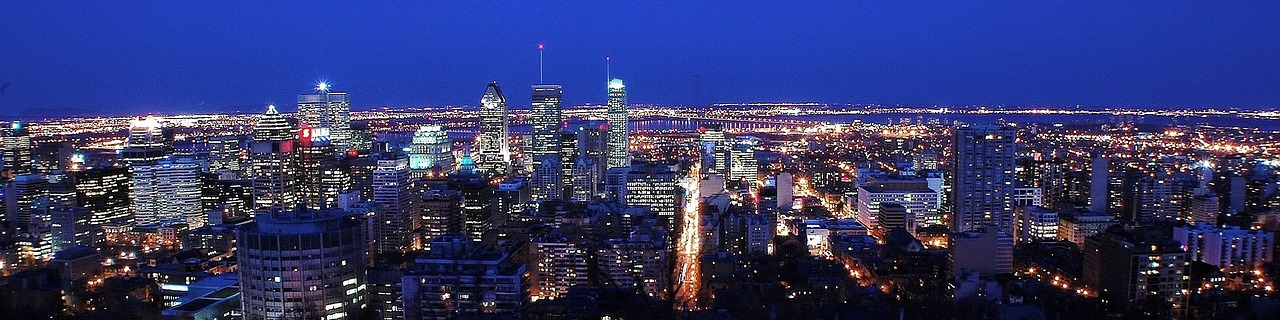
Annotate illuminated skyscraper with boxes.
[73,167,132,226]
[606,78,630,171]
[297,127,347,210]
[130,159,203,227]
[120,117,171,166]
[699,124,727,177]
[1,121,33,176]
[297,82,353,154]
[371,155,418,253]
[237,207,367,320]
[207,136,246,179]
[950,124,1016,233]
[626,162,681,227]
[251,105,298,216]
[529,85,563,200]
[475,82,510,176]
[409,124,454,179]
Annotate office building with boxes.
[6,174,50,227]
[297,83,353,154]
[408,124,454,179]
[419,190,463,244]
[120,117,172,166]
[475,82,511,176]
[73,167,132,226]
[529,84,563,199]
[855,182,938,232]
[297,127,347,210]
[949,227,1013,276]
[250,105,298,216]
[372,155,417,253]
[625,162,681,227]
[606,78,630,170]
[1058,210,1118,246]
[1,121,33,176]
[131,159,203,227]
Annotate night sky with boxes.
[2,1,1279,116]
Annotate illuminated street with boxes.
[674,163,703,311]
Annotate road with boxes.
[673,163,703,310]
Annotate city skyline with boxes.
[3,2,1280,117]
[3,3,1280,320]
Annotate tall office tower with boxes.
[5,173,48,227]
[728,139,758,186]
[206,136,246,178]
[120,117,171,166]
[558,131,579,199]
[251,106,298,216]
[448,176,494,242]
[372,155,417,253]
[409,125,455,179]
[1,121,33,176]
[237,207,367,320]
[71,167,132,227]
[475,82,511,177]
[1083,230,1189,316]
[297,127,347,210]
[402,235,525,319]
[420,190,463,243]
[532,157,561,201]
[297,83,353,154]
[606,78,630,170]
[626,162,681,227]
[570,157,599,202]
[528,232,590,301]
[699,124,727,177]
[130,159,203,227]
[576,125,608,182]
[50,206,96,252]
[529,84,563,199]
[949,124,1016,233]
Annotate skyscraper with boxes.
[1,121,33,176]
[297,127,347,210]
[250,105,298,216]
[120,117,171,166]
[297,82,353,154]
[371,155,417,253]
[606,78,630,170]
[73,167,132,227]
[237,207,367,320]
[950,124,1016,233]
[130,159,203,227]
[409,124,454,179]
[475,82,510,176]
[626,162,682,227]
[530,84,563,200]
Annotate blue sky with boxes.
[1,1,1278,116]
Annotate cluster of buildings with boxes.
[1,78,1279,319]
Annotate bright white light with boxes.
[608,78,625,90]
[316,82,331,92]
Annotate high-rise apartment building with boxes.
[950,124,1016,233]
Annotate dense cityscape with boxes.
[0,77,1278,319]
